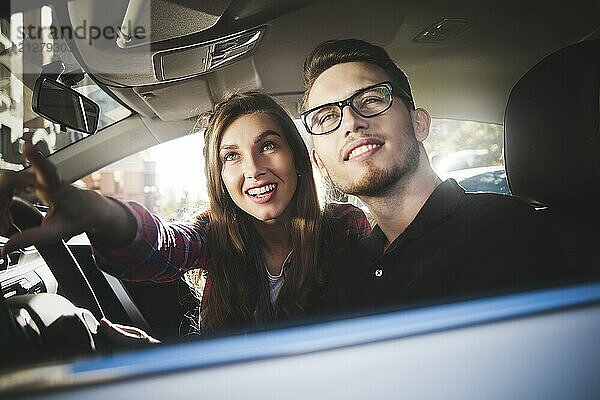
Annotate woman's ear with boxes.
[311,148,324,171]
[311,148,334,182]
[411,108,432,143]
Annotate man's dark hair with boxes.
[302,38,415,111]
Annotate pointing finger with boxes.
[4,223,65,253]
[21,131,61,189]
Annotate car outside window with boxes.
[427,119,507,194]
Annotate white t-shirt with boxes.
[266,251,292,304]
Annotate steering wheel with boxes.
[0,196,102,364]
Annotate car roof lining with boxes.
[43,0,600,126]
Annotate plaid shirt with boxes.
[93,201,371,285]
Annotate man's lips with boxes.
[342,138,384,161]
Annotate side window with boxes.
[80,134,209,220]
[426,119,509,195]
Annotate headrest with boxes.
[504,40,600,211]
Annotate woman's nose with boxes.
[243,154,266,180]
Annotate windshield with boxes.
[0,6,131,172]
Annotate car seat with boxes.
[504,39,600,279]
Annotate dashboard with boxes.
[0,238,57,299]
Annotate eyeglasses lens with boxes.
[306,84,392,135]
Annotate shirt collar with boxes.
[362,179,465,257]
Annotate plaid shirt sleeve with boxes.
[91,200,209,283]
[324,203,372,249]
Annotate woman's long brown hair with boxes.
[188,92,331,333]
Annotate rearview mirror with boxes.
[32,77,100,134]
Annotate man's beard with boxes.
[332,128,421,197]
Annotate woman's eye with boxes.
[223,152,239,162]
[262,141,276,151]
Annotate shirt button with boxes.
[374,268,384,278]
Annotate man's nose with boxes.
[339,105,369,137]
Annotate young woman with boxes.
[0,92,370,335]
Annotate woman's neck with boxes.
[255,220,290,249]
[252,218,292,276]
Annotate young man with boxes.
[300,39,568,313]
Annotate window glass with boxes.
[0,7,131,173]
[81,133,208,221]
[426,119,508,194]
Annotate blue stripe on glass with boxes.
[70,282,600,382]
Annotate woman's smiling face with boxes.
[219,113,298,224]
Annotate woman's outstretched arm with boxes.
[0,132,207,282]
[0,132,137,253]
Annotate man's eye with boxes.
[317,110,339,126]
[359,96,385,108]
[223,152,239,162]
[319,113,334,124]
[262,141,276,151]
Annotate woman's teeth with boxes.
[247,183,276,196]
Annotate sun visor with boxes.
[134,77,213,121]
[114,0,232,48]
[135,55,262,121]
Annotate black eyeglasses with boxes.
[301,81,412,135]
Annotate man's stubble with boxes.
[328,125,421,197]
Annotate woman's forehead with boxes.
[220,113,286,147]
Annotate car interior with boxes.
[1,0,599,398]
[504,39,600,277]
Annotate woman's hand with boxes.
[0,131,136,253]
[99,318,160,345]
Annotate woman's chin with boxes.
[236,198,293,225]
[245,208,286,225]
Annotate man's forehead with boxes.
[307,62,389,107]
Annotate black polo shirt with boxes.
[322,179,569,314]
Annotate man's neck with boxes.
[360,164,442,246]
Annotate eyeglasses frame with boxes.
[300,81,413,135]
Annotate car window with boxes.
[426,119,504,175]
[0,7,131,172]
[1,1,597,392]
[80,133,209,221]
[426,119,507,194]
[458,168,510,195]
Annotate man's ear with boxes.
[411,108,432,143]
